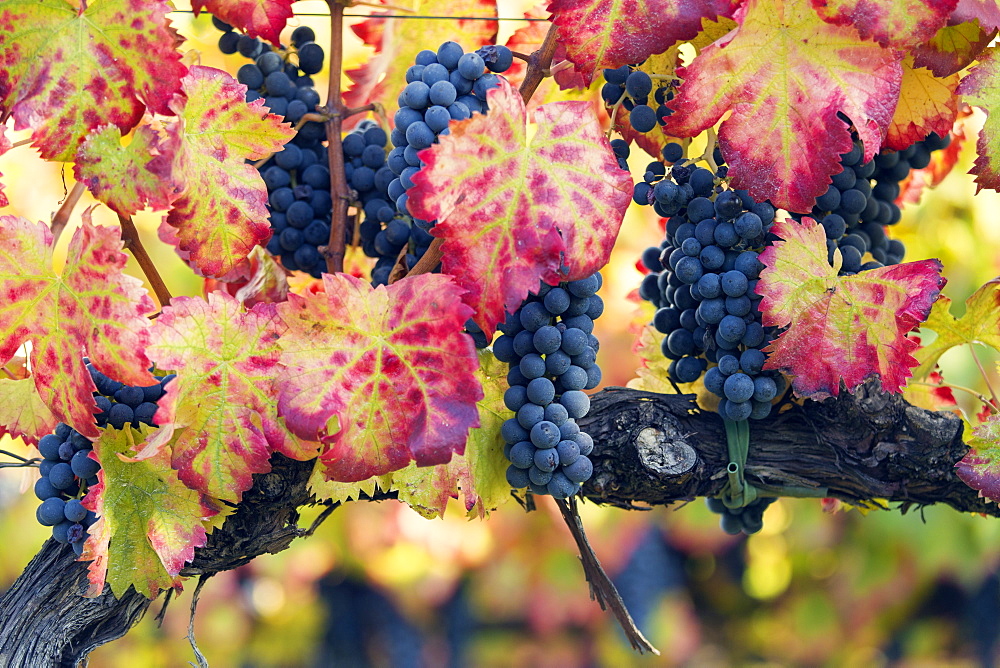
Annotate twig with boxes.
[299,502,339,536]
[186,575,212,668]
[970,346,999,409]
[50,181,86,245]
[10,137,32,149]
[117,214,173,309]
[344,103,378,119]
[554,496,659,655]
[154,588,174,627]
[510,50,532,62]
[324,0,349,275]
[401,237,443,279]
[517,23,560,104]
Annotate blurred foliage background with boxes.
[2,2,1000,666]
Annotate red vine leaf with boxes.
[277,273,483,482]
[0,214,155,440]
[82,426,217,599]
[664,0,902,213]
[546,0,736,84]
[162,66,294,277]
[953,0,1000,30]
[912,19,995,77]
[73,125,176,217]
[0,0,185,161]
[139,292,318,503]
[0,379,55,446]
[885,57,959,151]
[191,0,293,45]
[913,278,1000,378]
[957,47,1000,192]
[956,413,1000,503]
[407,78,631,335]
[343,0,498,129]
[810,0,957,49]
[757,216,945,400]
[0,125,9,207]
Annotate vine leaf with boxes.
[0,125,9,207]
[73,125,176,217]
[191,0,293,45]
[162,66,295,277]
[757,216,944,400]
[546,0,736,83]
[912,18,995,77]
[343,0,498,129]
[0,215,155,441]
[0,0,186,161]
[82,426,217,599]
[0,379,55,446]
[953,0,1000,31]
[277,273,483,482]
[956,413,1000,503]
[810,0,957,49]
[664,0,902,213]
[913,278,1000,378]
[137,292,319,503]
[957,47,1000,192]
[407,78,631,335]
[885,57,959,151]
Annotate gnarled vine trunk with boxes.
[0,383,985,666]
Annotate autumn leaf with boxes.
[0,124,10,207]
[885,57,959,152]
[664,0,901,213]
[82,426,217,599]
[277,273,483,482]
[757,216,944,400]
[192,0,294,45]
[627,325,676,394]
[343,0,498,129]
[0,379,55,445]
[953,0,1000,31]
[957,47,1000,192]
[140,292,318,502]
[913,279,1000,378]
[0,215,155,440]
[546,0,736,83]
[0,0,185,161]
[912,18,995,77]
[811,0,957,49]
[407,78,632,335]
[897,111,968,205]
[955,413,1000,503]
[73,125,176,217]
[162,66,295,277]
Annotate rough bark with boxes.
[0,384,989,666]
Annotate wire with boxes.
[170,9,547,21]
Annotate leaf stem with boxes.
[912,380,985,406]
[323,0,349,275]
[969,345,999,408]
[51,181,86,245]
[118,214,173,309]
[10,137,32,149]
[402,237,444,279]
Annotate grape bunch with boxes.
[706,496,776,535]
[34,364,174,554]
[601,65,677,134]
[633,140,786,421]
[213,19,336,277]
[492,274,603,498]
[388,42,514,229]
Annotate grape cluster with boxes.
[34,364,173,554]
[388,42,513,229]
[706,496,776,535]
[601,66,677,134]
[795,131,949,274]
[214,19,335,277]
[493,274,603,498]
[633,141,786,421]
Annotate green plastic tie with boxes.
[720,418,757,509]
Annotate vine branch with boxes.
[117,214,173,309]
[323,0,349,275]
[50,181,85,245]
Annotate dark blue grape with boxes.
[37,498,66,526]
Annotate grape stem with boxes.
[50,181,86,246]
[323,0,350,275]
[117,214,173,309]
[510,50,532,63]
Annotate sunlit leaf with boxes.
[885,57,959,151]
[0,0,185,161]
[407,78,631,335]
[0,215,155,440]
[811,0,957,49]
[277,273,483,482]
[82,426,217,599]
[192,0,294,45]
[912,19,995,77]
[913,279,1000,378]
[757,216,944,400]
[664,0,902,213]
[957,47,1000,192]
[956,413,1000,503]
[162,66,295,277]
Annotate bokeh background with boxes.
[2,2,1000,666]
